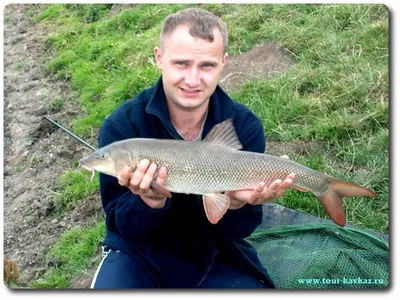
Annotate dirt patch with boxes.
[106,3,138,18]
[3,4,103,287]
[3,4,292,288]
[265,139,324,158]
[265,138,371,178]
[220,42,292,92]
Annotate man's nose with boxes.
[185,67,200,87]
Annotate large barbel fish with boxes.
[79,119,376,226]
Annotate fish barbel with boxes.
[79,119,376,226]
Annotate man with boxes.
[91,7,294,288]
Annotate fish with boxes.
[79,118,376,226]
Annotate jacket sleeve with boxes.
[214,115,265,239]
[98,119,172,241]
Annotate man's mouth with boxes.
[180,88,201,94]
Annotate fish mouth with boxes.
[78,162,96,181]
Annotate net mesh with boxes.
[246,224,389,289]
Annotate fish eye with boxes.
[100,153,107,159]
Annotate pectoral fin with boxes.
[203,193,230,224]
[150,181,172,198]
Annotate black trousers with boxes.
[91,246,268,289]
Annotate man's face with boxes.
[154,25,228,111]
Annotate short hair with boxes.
[159,8,228,54]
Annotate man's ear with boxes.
[221,52,229,69]
[154,46,163,69]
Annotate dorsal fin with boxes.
[203,119,242,150]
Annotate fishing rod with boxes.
[43,115,97,151]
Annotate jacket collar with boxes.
[145,77,179,138]
[145,76,238,139]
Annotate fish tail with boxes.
[317,177,377,227]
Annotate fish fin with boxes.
[203,193,230,224]
[292,185,309,192]
[317,177,377,227]
[203,119,243,150]
[150,181,172,198]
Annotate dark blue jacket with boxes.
[98,77,274,288]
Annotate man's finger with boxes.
[275,174,295,195]
[118,166,132,186]
[156,166,168,185]
[256,182,265,193]
[250,182,265,202]
[270,175,294,198]
[255,179,282,204]
[287,172,295,180]
[274,184,290,198]
[130,159,150,187]
[268,179,282,193]
[139,162,158,190]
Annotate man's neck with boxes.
[168,104,209,141]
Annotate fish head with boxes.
[79,145,132,179]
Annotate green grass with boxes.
[10,62,24,70]
[26,3,388,288]
[50,168,100,216]
[28,220,105,288]
[46,96,65,113]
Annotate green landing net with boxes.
[246,224,389,289]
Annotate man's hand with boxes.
[117,159,169,209]
[225,155,295,210]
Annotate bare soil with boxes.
[220,42,292,93]
[3,4,293,288]
[3,4,103,288]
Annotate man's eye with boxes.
[202,63,214,68]
[176,62,186,66]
